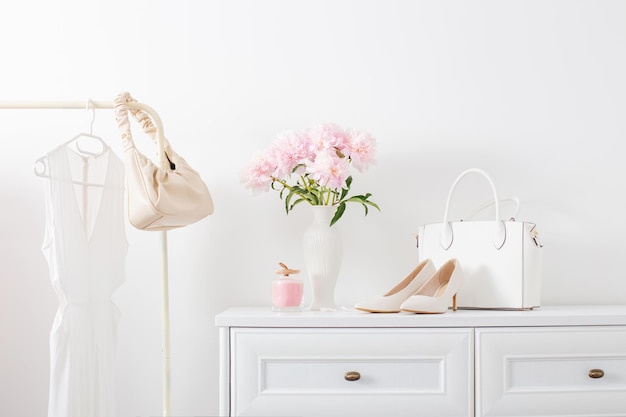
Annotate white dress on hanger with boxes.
[41,142,127,417]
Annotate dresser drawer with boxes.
[230,328,473,417]
[476,326,626,417]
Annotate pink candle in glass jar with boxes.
[272,263,303,311]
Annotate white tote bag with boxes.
[417,168,543,310]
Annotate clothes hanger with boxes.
[34,99,109,187]
[67,99,108,157]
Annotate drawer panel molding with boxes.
[506,354,626,393]
[261,357,445,394]
[476,326,626,417]
[231,328,473,417]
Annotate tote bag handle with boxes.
[441,168,506,250]
[463,196,520,221]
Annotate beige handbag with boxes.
[114,92,214,231]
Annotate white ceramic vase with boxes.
[303,205,344,310]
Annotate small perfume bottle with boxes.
[272,262,303,312]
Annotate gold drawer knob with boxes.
[344,371,361,381]
[589,369,605,379]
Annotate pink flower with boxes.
[307,149,350,190]
[240,152,276,194]
[306,123,351,157]
[345,129,376,172]
[267,130,312,178]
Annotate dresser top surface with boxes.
[215,305,626,328]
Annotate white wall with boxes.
[1,0,625,416]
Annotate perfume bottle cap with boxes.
[275,262,300,277]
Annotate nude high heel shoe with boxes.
[355,259,436,313]
[400,259,463,314]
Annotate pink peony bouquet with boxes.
[241,123,380,226]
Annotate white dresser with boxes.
[215,306,626,417]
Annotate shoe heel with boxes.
[452,293,457,311]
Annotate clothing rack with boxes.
[0,99,173,417]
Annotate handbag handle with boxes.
[114,92,169,169]
[463,196,520,221]
[440,168,506,250]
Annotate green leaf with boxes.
[344,195,366,204]
[366,200,381,211]
[279,186,287,201]
[306,189,320,205]
[330,202,345,227]
[291,163,306,174]
[342,195,381,217]
[339,186,349,201]
[284,189,297,213]
[290,198,307,211]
